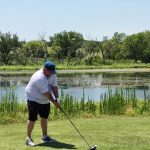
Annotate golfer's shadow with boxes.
[35,141,77,149]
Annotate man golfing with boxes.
[25,61,61,146]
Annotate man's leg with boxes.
[40,117,57,142]
[39,103,50,137]
[27,120,35,138]
[26,120,36,146]
[40,117,48,136]
[40,103,57,142]
[27,100,37,138]
[26,100,38,146]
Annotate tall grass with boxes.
[50,89,97,119]
[0,88,27,124]
[0,89,19,113]
[99,88,137,115]
[0,87,150,124]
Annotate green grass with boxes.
[1,117,150,150]
[0,63,150,71]
[57,63,150,70]
[0,63,150,76]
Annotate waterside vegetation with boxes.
[0,88,150,125]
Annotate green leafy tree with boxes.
[49,31,84,65]
[123,32,146,62]
[84,40,99,65]
[38,32,48,62]
[142,30,150,63]
[111,32,126,61]
[96,41,107,64]
[48,46,64,64]
[8,47,28,65]
[96,41,105,64]
[101,40,113,61]
[74,48,86,65]
[22,41,47,64]
[0,32,21,65]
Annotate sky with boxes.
[0,0,150,41]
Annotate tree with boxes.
[49,31,84,65]
[123,32,146,62]
[38,32,48,62]
[97,41,107,64]
[0,32,21,65]
[110,32,126,61]
[48,45,64,64]
[22,41,47,64]
[74,48,86,65]
[100,32,126,62]
[84,40,99,65]
[101,40,113,61]
[8,47,28,65]
[142,30,150,63]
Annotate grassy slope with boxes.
[0,65,150,76]
[0,63,150,71]
[1,117,150,150]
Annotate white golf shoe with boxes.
[26,137,36,146]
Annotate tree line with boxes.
[0,30,150,66]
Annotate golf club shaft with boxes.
[60,107,90,148]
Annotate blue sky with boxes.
[0,0,150,41]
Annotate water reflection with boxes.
[0,72,150,101]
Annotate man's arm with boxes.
[52,86,59,100]
[43,91,60,108]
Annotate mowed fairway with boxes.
[1,117,150,150]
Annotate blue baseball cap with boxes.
[44,61,56,74]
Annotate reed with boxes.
[0,88,19,113]
[0,87,150,124]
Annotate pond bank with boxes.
[57,68,150,73]
[0,68,150,76]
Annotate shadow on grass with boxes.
[35,141,77,149]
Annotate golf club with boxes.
[60,107,97,150]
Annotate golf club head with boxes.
[90,145,97,150]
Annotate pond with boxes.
[0,71,150,101]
